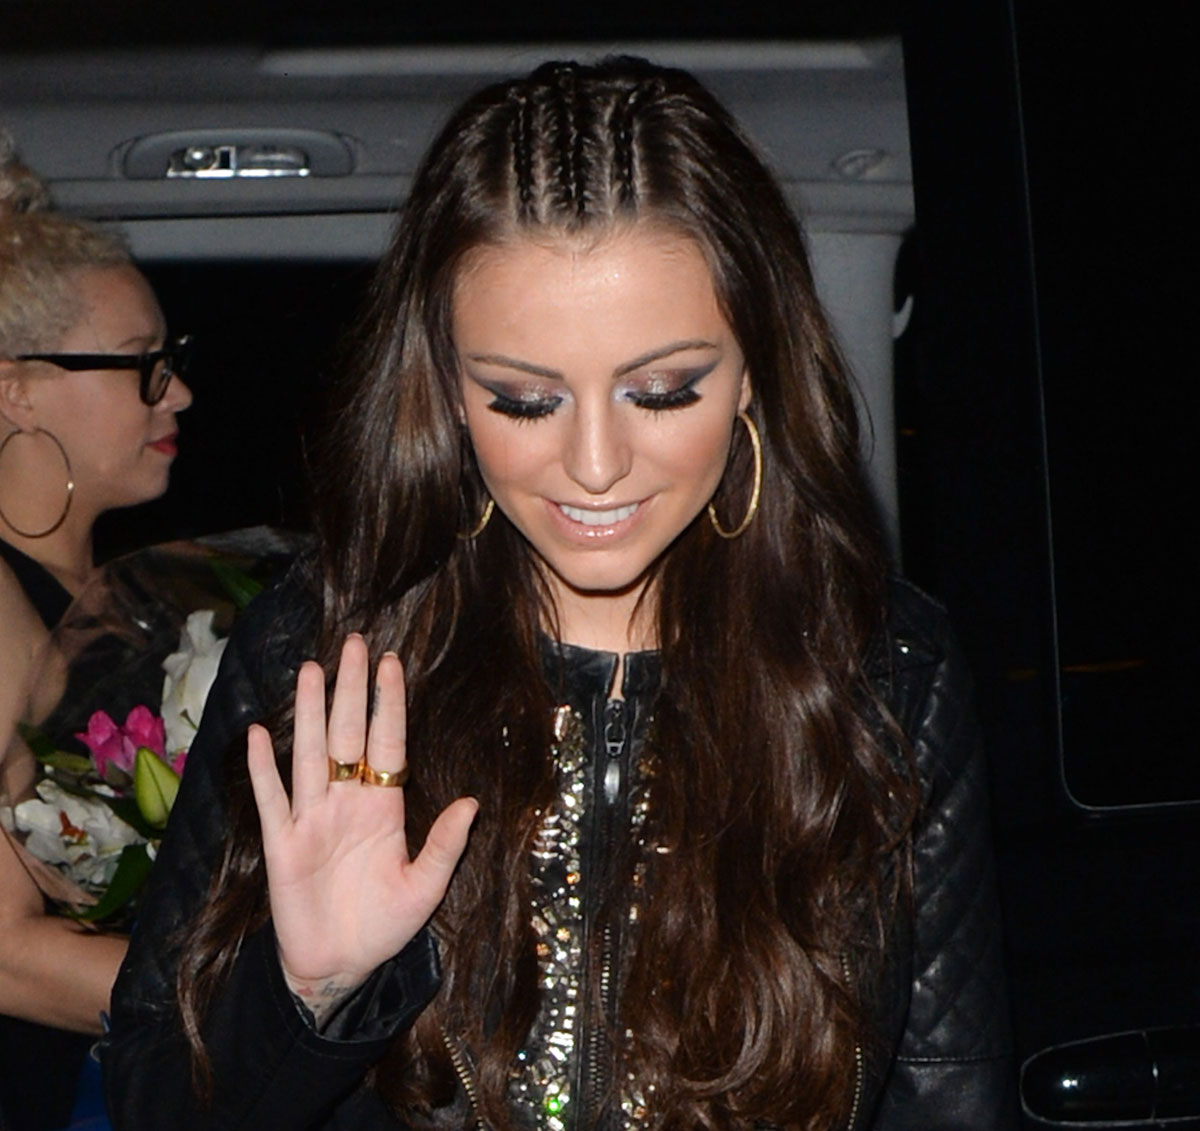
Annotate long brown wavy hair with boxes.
[178,58,916,1130]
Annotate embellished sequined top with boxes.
[504,641,661,1131]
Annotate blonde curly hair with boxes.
[0,131,130,357]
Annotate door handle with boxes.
[1022,1026,1200,1124]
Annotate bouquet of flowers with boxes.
[0,527,301,923]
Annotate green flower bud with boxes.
[133,746,180,829]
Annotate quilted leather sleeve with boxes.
[869,585,1017,1131]
[101,579,441,1130]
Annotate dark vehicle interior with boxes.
[2,0,1196,1125]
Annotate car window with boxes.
[95,262,372,559]
[1016,3,1196,809]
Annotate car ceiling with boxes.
[0,35,911,260]
[0,0,900,50]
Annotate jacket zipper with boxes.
[602,697,627,803]
[451,693,636,1128]
[577,696,629,1126]
[442,1026,490,1131]
[846,1042,864,1131]
[841,953,864,1131]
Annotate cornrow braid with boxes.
[548,63,588,218]
[609,80,652,208]
[506,88,536,220]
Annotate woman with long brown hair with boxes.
[103,58,1012,1130]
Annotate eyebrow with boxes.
[465,339,719,382]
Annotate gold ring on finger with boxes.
[328,757,363,783]
[360,763,409,788]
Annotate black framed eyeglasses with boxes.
[16,334,195,406]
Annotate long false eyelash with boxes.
[486,393,562,421]
[626,368,709,412]
[629,384,703,412]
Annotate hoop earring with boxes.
[458,496,495,541]
[707,411,762,540]
[0,428,74,539]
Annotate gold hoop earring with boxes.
[458,496,495,541]
[707,411,761,540]
[0,428,74,539]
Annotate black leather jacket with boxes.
[102,577,1015,1130]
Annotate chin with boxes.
[545,558,657,600]
[111,476,172,511]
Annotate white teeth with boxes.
[559,502,638,526]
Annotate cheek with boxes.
[81,405,142,449]
[464,414,507,480]
[49,378,143,441]
[466,413,545,487]
[66,405,151,478]
[655,413,734,490]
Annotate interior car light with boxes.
[121,129,354,179]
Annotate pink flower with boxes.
[76,706,166,784]
[76,711,128,780]
[124,706,165,757]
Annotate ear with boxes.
[0,360,36,431]
[737,366,753,414]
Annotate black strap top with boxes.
[0,536,73,629]
[0,541,89,1121]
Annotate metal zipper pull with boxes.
[603,699,626,803]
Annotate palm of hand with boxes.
[247,636,477,997]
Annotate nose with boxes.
[562,399,631,496]
[157,372,193,414]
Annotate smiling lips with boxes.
[558,501,640,527]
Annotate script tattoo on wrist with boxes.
[290,974,358,1029]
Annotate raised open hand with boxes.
[247,634,477,1022]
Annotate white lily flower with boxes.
[12,780,144,889]
[161,609,228,760]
